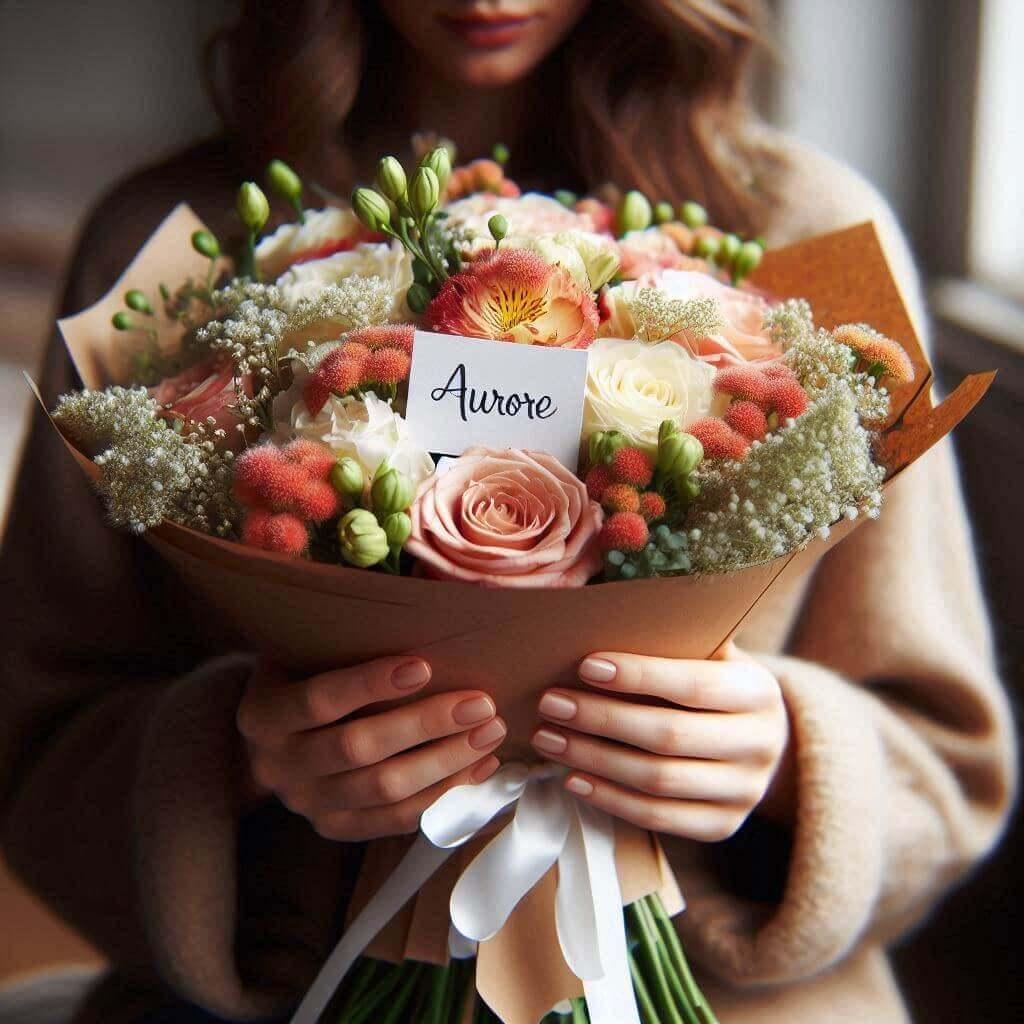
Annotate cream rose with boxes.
[276,240,414,320]
[583,338,714,450]
[256,207,366,280]
[444,193,596,253]
[406,447,603,588]
[288,391,434,488]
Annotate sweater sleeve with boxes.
[660,139,1016,987]
[0,163,350,1019]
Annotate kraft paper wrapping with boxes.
[40,206,994,1024]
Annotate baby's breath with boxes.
[628,289,724,343]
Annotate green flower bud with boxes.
[658,432,703,477]
[679,476,701,502]
[266,159,303,204]
[124,289,152,315]
[554,189,577,208]
[409,166,440,219]
[338,508,390,568]
[492,142,511,166]
[679,200,708,228]
[376,156,408,202]
[236,182,270,233]
[658,419,679,446]
[694,234,721,260]
[191,230,220,260]
[383,511,412,550]
[412,257,433,286]
[653,201,675,224]
[717,233,742,266]
[111,311,134,331]
[733,240,764,279]
[588,430,628,467]
[407,282,432,314]
[371,466,415,517]
[352,187,393,232]
[421,147,452,191]
[488,214,508,243]
[330,457,364,497]
[616,190,652,235]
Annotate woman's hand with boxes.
[531,644,792,840]
[237,657,506,841]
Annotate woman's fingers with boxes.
[307,717,507,813]
[562,773,749,843]
[276,691,499,779]
[537,689,779,762]
[312,756,502,842]
[238,656,434,741]
[578,653,777,712]
[530,727,766,805]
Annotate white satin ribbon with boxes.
[287,763,641,1024]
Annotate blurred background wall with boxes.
[0,0,1020,1020]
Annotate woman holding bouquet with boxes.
[0,2,1014,1023]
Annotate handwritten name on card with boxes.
[405,331,589,468]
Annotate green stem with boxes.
[655,936,701,1024]
[628,949,663,1024]
[423,963,452,1024]
[336,957,379,1018]
[647,896,719,1024]
[343,959,406,1024]
[379,962,424,1024]
[571,996,590,1023]
[628,903,683,1024]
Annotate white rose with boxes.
[290,391,435,487]
[255,207,364,280]
[524,230,620,291]
[583,338,714,450]
[276,240,414,320]
[444,193,595,253]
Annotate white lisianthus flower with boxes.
[290,391,435,487]
[255,207,364,280]
[276,240,414,320]
[583,338,714,450]
[524,231,620,291]
[445,193,596,253]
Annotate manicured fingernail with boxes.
[392,660,431,689]
[471,755,501,783]
[565,776,594,797]
[532,728,568,755]
[539,691,578,721]
[579,657,617,683]
[469,717,506,750]
[453,696,496,725]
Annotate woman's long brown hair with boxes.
[205,0,778,234]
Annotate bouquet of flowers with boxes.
[40,143,992,1024]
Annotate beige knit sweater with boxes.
[0,136,1015,1024]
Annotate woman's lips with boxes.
[437,13,538,48]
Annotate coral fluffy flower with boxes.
[426,248,599,349]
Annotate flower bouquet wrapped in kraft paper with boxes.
[38,149,992,1024]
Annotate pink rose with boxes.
[150,356,250,445]
[407,448,604,588]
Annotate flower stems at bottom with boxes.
[646,895,719,1024]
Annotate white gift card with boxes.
[405,331,589,469]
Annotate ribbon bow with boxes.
[288,763,641,1024]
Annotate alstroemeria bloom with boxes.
[583,338,715,450]
[256,207,383,280]
[426,248,599,349]
[600,269,780,365]
[406,447,603,588]
[444,193,596,253]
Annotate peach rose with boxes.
[600,269,781,365]
[407,447,604,588]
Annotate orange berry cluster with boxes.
[303,324,415,416]
[688,362,810,460]
[444,159,521,201]
[585,446,666,554]
[234,439,340,555]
